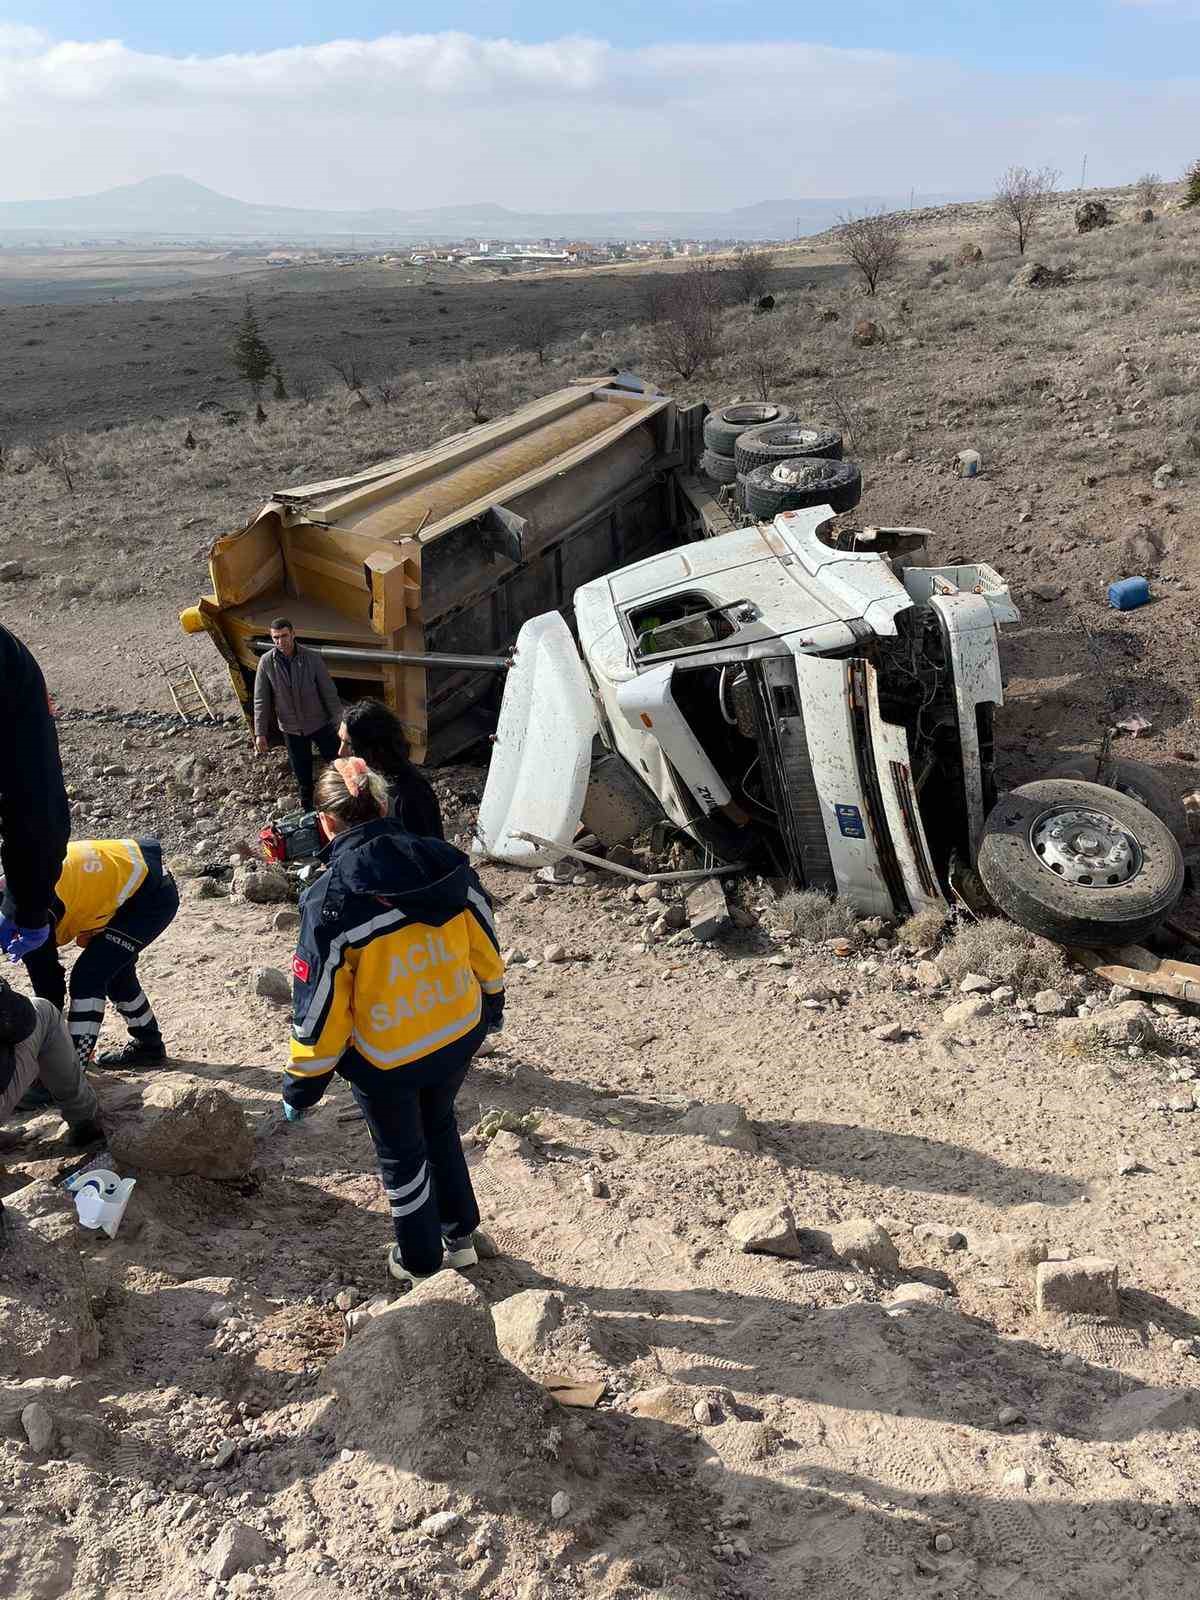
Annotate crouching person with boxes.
[283,757,504,1289]
[20,838,179,1068]
[0,977,103,1155]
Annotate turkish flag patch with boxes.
[292,956,310,982]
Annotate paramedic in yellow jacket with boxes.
[284,757,504,1289]
[20,838,179,1067]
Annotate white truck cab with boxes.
[476,506,1018,921]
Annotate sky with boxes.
[2,4,1198,210]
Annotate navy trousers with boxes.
[343,1035,483,1276]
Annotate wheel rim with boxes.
[724,404,779,425]
[774,429,820,448]
[1029,805,1142,886]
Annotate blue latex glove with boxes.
[0,918,50,961]
[282,1101,306,1123]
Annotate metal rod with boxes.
[250,638,511,672]
[509,830,745,884]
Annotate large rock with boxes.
[1011,261,1072,291]
[1036,1257,1119,1318]
[203,1521,274,1581]
[1056,1001,1157,1048]
[803,1218,899,1274]
[492,1289,563,1364]
[1092,1385,1195,1442]
[231,862,292,904]
[108,1075,254,1179]
[0,1182,99,1377]
[675,1102,759,1152]
[727,1205,802,1257]
[941,995,993,1031]
[1075,199,1112,233]
[852,318,882,347]
[955,241,983,266]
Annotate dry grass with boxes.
[771,888,864,946]
[897,906,950,950]
[938,919,1071,995]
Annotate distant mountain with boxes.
[0,175,969,243]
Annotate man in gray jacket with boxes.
[253,618,342,812]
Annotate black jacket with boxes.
[386,767,445,840]
[0,626,70,929]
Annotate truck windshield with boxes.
[629,593,741,658]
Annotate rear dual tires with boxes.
[976,778,1184,948]
[735,423,843,475]
[699,449,738,485]
[702,401,793,457]
[740,457,862,519]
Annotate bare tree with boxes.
[453,359,495,423]
[835,209,907,295]
[328,348,369,390]
[648,261,725,380]
[511,303,559,367]
[993,165,1060,255]
[740,317,788,401]
[291,368,316,404]
[730,247,775,303]
[30,435,76,493]
[1135,171,1163,211]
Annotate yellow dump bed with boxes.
[184,375,681,760]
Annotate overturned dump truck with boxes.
[475,508,1187,948]
[181,374,707,762]
[185,373,1187,946]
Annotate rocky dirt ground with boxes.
[4,181,1200,1599]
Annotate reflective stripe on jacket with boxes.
[53,840,149,946]
[287,819,503,1094]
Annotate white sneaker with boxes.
[387,1246,438,1289]
[443,1233,479,1269]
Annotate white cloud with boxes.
[0,27,1194,210]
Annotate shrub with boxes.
[897,906,949,950]
[771,889,864,946]
[937,919,1070,995]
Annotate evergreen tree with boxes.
[230,299,275,400]
[1183,159,1200,210]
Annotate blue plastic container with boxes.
[1108,576,1151,611]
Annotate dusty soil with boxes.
[3,180,1200,1598]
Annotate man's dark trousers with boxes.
[285,723,340,812]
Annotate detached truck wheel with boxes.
[1043,756,1188,846]
[740,458,862,520]
[702,401,793,457]
[734,422,843,474]
[976,778,1184,948]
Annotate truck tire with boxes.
[699,448,738,485]
[740,458,862,520]
[1043,756,1188,846]
[703,401,793,457]
[734,423,843,475]
[975,778,1184,948]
